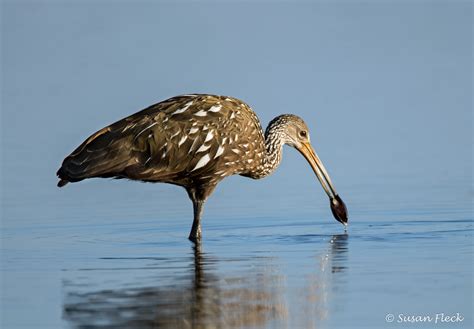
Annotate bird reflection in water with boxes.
[179,243,289,328]
[299,234,348,328]
[328,233,349,273]
[63,235,348,328]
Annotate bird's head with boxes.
[267,114,348,226]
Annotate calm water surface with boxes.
[2,167,472,328]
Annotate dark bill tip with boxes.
[330,194,348,226]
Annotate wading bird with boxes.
[57,94,348,242]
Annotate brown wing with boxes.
[127,94,266,185]
[57,94,266,187]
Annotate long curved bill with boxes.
[296,142,348,226]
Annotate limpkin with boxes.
[57,94,348,242]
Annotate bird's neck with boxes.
[251,123,285,179]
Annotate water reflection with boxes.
[329,233,349,273]
[299,233,348,328]
[187,243,289,328]
[63,235,348,328]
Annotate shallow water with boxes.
[2,171,472,328]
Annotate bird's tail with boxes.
[56,127,134,187]
[57,177,69,188]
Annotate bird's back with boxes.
[57,94,267,187]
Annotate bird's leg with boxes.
[187,183,217,243]
[189,199,204,243]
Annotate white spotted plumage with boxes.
[204,131,214,142]
[171,101,193,115]
[126,95,294,183]
[195,110,207,117]
[214,145,225,158]
[196,144,211,153]
[178,135,187,146]
[209,105,222,112]
[134,122,158,140]
[170,130,180,139]
[191,154,211,172]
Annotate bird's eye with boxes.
[299,130,307,139]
